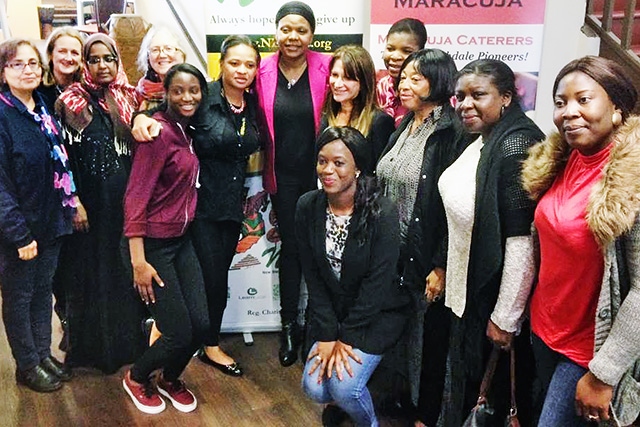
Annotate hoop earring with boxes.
[355,170,361,179]
[612,111,622,126]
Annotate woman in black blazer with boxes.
[296,126,409,427]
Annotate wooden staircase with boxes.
[588,0,640,53]
[585,0,640,111]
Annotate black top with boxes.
[461,104,545,380]
[274,68,315,183]
[296,190,410,354]
[38,83,62,115]
[319,109,395,167]
[190,80,261,223]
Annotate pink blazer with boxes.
[255,50,330,194]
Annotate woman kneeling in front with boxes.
[297,126,409,426]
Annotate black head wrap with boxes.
[275,1,316,33]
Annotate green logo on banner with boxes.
[217,0,255,5]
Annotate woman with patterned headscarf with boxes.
[55,33,146,374]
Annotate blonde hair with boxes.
[42,26,84,87]
[323,45,379,137]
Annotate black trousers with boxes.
[270,176,315,324]
[190,218,241,347]
[416,299,451,426]
[446,314,535,427]
[129,236,209,382]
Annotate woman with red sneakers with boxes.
[122,63,209,414]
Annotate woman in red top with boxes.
[376,18,427,127]
[122,63,209,415]
[523,56,640,425]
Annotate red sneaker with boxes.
[157,375,197,413]
[122,370,166,414]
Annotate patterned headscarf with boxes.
[135,76,165,104]
[56,33,139,138]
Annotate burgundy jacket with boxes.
[124,111,199,239]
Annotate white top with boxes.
[438,136,483,317]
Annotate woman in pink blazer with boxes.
[255,1,330,367]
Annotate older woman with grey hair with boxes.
[135,26,186,110]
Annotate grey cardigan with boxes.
[522,116,640,424]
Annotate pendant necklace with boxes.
[280,61,307,90]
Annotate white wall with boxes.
[6,0,41,39]
[534,0,600,134]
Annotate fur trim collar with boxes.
[522,116,640,247]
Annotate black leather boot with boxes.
[279,321,300,367]
[41,356,72,381]
[16,364,62,392]
[322,404,350,427]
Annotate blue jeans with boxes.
[301,342,382,427]
[0,242,61,371]
[532,334,592,427]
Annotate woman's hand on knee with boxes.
[308,341,335,383]
[133,261,164,304]
[574,371,613,422]
[328,341,361,381]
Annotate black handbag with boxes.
[462,346,520,427]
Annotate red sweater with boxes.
[531,145,611,367]
[124,111,199,239]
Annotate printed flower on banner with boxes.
[237,191,268,253]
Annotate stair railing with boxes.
[585,0,640,66]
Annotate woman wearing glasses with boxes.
[55,34,146,374]
[135,26,186,111]
[0,38,76,392]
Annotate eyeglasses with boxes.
[149,46,179,56]
[86,55,118,65]
[5,60,42,72]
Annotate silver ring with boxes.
[588,415,598,421]
[316,355,322,362]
